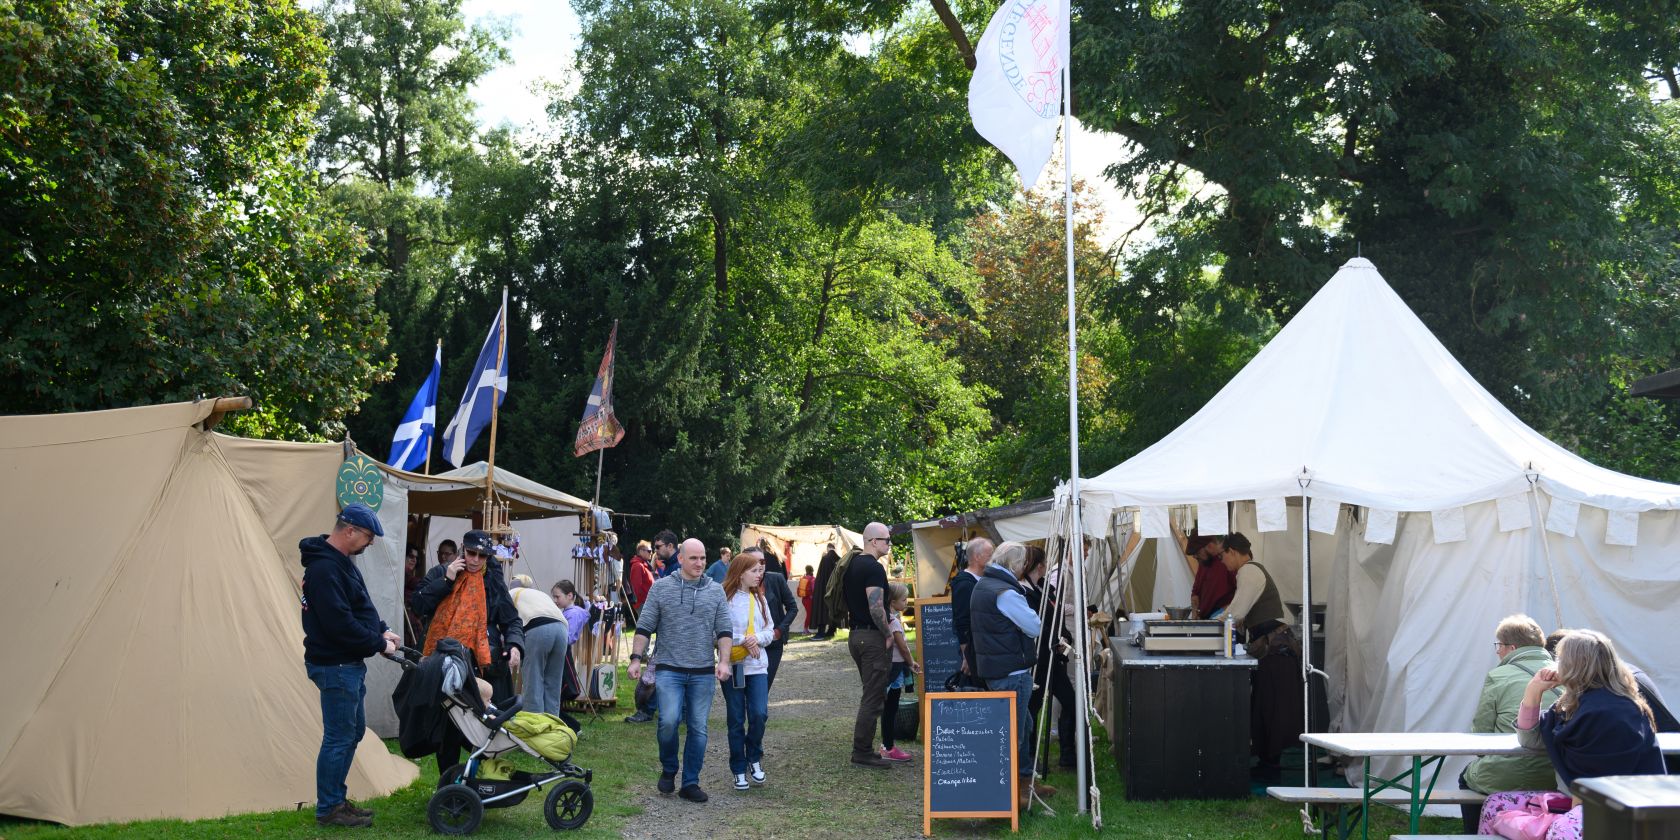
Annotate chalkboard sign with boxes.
[922,691,1018,835]
[915,597,960,697]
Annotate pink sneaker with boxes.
[881,747,913,762]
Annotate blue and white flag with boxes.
[388,342,442,471]
[441,290,509,467]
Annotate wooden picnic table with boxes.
[1301,731,1680,840]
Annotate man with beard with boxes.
[300,503,399,828]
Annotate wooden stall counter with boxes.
[1108,636,1256,801]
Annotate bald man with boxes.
[843,522,896,767]
[951,537,993,679]
[628,537,733,802]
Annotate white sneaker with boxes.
[749,762,765,785]
[734,773,749,791]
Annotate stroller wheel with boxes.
[436,764,468,788]
[428,784,484,835]
[543,780,593,830]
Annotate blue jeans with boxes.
[655,669,716,787]
[307,661,367,817]
[988,670,1036,780]
[722,672,768,774]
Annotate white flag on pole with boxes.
[967,0,1070,189]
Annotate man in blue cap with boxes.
[300,503,398,828]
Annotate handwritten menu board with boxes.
[914,597,960,697]
[922,691,1017,835]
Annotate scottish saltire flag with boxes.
[967,0,1069,189]
[441,291,509,467]
[574,321,626,457]
[388,343,441,471]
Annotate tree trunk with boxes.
[799,257,838,412]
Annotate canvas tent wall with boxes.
[0,401,417,826]
[903,499,1053,599]
[1071,258,1680,783]
[737,524,862,630]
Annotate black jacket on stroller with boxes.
[393,638,475,759]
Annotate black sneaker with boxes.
[851,753,892,769]
[624,711,655,723]
[678,784,708,803]
[657,771,676,794]
[315,803,372,828]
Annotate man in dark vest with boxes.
[949,537,992,680]
[971,541,1055,807]
[1221,531,1303,781]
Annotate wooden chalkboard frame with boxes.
[921,690,1019,835]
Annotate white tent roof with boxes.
[1080,258,1680,514]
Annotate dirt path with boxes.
[618,635,929,840]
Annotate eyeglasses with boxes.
[871,537,890,544]
[464,550,488,559]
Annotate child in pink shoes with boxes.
[880,583,922,762]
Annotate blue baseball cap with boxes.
[337,503,385,537]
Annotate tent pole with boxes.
[425,338,440,476]
[1301,496,1312,788]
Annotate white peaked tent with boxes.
[1075,258,1680,780]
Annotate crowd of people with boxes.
[305,506,1674,834]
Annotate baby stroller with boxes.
[388,644,594,834]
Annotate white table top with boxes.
[1303,731,1680,757]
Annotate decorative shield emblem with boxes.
[336,454,384,511]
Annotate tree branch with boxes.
[927,0,976,70]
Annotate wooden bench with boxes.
[1268,787,1485,840]
[1268,787,1486,806]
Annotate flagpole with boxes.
[425,338,440,476]
[1061,64,1093,817]
[485,287,507,504]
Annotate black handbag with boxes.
[943,670,984,692]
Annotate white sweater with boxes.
[729,590,775,676]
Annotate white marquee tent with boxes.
[1071,257,1680,780]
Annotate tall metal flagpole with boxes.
[1062,64,1093,817]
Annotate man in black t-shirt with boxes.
[843,521,893,768]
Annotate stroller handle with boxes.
[484,698,523,732]
[380,645,423,670]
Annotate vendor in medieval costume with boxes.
[412,528,525,773]
[810,543,840,640]
[1221,531,1303,782]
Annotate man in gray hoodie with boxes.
[627,538,733,803]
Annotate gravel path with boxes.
[619,635,929,840]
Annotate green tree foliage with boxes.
[314,0,511,459]
[0,0,386,437]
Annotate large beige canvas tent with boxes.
[0,401,418,825]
